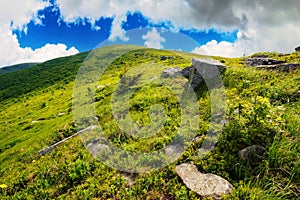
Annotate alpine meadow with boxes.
[0,44,299,199]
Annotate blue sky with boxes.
[13,5,238,53]
[0,0,299,67]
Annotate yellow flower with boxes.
[32,160,36,163]
[0,184,8,189]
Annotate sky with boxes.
[0,0,300,67]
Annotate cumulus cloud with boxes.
[108,13,129,41]
[142,28,166,49]
[192,0,300,57]
[54,0,300,57]
[192,30,258,57]
[0,1,79,67]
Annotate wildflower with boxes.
[32,160,36,163]
[0,184,8,189]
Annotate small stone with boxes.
[85,138,110,157]
[161,56,168,61]
[176,163,233,200]
[238,145,265,161]
[161,67,181,78]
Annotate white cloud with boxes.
[108,13,129,41]
[0,1,79,67]
[142,28,166,49]
[192,30,258,57]
[55,0,300,57]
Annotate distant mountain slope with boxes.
[0,52,88,102]
[0,63,40,75]
[0,45,144,102]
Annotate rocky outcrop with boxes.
[175,163,233,200]
[246,57,300,71]
[246,58,285,66]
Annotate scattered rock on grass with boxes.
[161,67,181,78]
[245,57,300,71]
[238,145,265,161]
[175,162,233,200]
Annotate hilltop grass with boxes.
[0,46,299,199]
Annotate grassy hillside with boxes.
[0,45,299,199]
[0,63,40,75]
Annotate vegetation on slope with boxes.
[0,45,299,199]
[0,63,40,75]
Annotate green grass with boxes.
[0,46,299,199]
[0,63,40,75]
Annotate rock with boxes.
[238,145,265,161]
[161,56,168,61]
[121,172,138,186]
[38,126,97,155]
[176,163,233,200]
[38,117,46,121]
[57,112,65,116]
[245,57,300,71]
[161,58,226,89]
[181,58,226,89]
[161,66,181,78]
[85,138,110,157]
[38,146,54,156]
[165,144,184,158]
[246,58,285,66]
[295,46,300,52]
[255,63,300,71]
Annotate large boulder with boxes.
[181,58,226,89]
[175,163,233,200]
[161,58,226,89]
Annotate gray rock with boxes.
[85,138,110,157]
[183,58,226,89]
[161,58,226,89]
[176,163,233,200]
[238,145,265,161]
[246,58,285,66]
[161,66,181,78]
[255,63,300,71]
[246,57,300,71]
[165,144,184,158]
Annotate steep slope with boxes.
[0,46,299,199]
